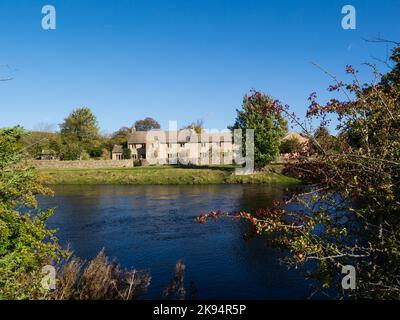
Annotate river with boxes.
[39,184,315,299]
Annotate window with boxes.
[180,143,185,148]
[201,142,206,148]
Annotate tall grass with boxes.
[53,249,151,300]
[163,260,186,300]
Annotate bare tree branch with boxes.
[363,36,400,46]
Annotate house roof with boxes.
[283,131,309,144]
[127,131,149,144]
[128,130,232,144]
[112,145,123,153]
[41,149,56,155]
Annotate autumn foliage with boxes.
[199,45,400,299]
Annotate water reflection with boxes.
[39,184,314,299]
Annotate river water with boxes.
[39,184,315,299]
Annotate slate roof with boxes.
[112,145,124,153]
[128,130,232,144]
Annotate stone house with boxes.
[281,130,310,158]
[282,131,310,149]
[111,128,310,164]
[40,149,59,160]
[112,128,234,165]
[111,145,124,160]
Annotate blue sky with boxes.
[0,0,399,134]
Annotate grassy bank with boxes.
[37,165,299,185]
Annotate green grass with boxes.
[37,165,299,185]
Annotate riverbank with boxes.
[37,165,299,185]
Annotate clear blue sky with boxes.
[0,0,399,134]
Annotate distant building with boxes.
[40,149,58,160]
[281,130,310,155]
[282,131,309,144]
[111,128,310,164]
[113,128,234,165]
[111,145,124,160]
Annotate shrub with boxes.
[55,249,150,300]
[0,127,64,299]
[279,138,302,154]
[0,128,151,300]
[231,91,288,167]
[199,47,400,299]
[89,146,103,158]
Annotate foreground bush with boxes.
[0,128,150,300]
[55,249,150,300]
[199,45,400,299]
[0,127,63,299]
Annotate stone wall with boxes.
[29,160,133,169]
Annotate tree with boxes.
[279,137,302,154]
[60,107,99,141]
[0,73,152,301]
[134,117,160,131]
[58,140,83,161]
[380,43,400,88]
[106,126,131,152]
[200,46,400,299]
[0,127,64,299]
[231,91,288,167]
[0,128,152,299]
[281,59,400,298]
[183,119,204,134]
[88,146,103,158]
[311,126,337,153]
[59,107,99,160]
[122,147,131,160]
[22,131,58,159]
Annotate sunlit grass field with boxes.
[37,165,299,185]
